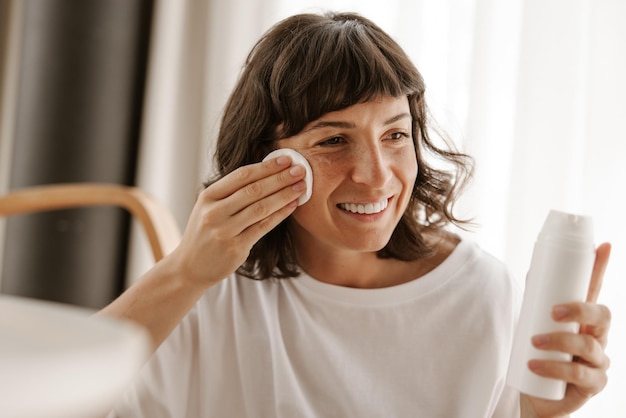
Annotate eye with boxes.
[317,136,345,147]
[387,131,411,141]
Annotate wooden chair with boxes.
[0,183,181,262]
[0,183,176,416]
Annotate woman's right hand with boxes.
[169,154,307,288]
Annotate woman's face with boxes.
[278,95,418,258]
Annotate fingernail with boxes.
[552,305,569,320]
[292,181,305,192]
[528,360,541,371]
[289,165,304,176]
[532,334,548,347]
[276,156,290,165]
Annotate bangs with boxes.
[268,16,424,138]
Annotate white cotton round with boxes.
[263,148,313,206]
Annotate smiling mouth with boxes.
[337,199,389,215]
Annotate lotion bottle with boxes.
[506,210,595,400]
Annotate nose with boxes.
[350,144,393,187]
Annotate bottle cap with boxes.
[539,209,594,246]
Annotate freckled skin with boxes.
[313,154,334,170]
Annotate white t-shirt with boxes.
[110,239,522,417]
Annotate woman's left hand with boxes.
[521,242,612,418]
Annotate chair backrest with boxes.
[0,183,181,262]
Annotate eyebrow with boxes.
[304,112,412,132]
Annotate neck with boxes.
[297,250,384,288]
[294,231,459,289]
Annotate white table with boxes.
[0,295,150,418]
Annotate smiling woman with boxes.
[89,0,624,415]
[101,11,613,418]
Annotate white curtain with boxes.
[134,0,626,415]
[0,0,22,286]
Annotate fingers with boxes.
[198,156,306,232]
[228,164,306,218]
[233,179,305,242]
[529,300,612,402]
[207,155,294,201]
[198,154,307,238]
[531,332,609,370]
[552,302,612,347]
[531,302,611,370]
[220,167,305,239]
[586,242,611,303]
[528,358,608,398]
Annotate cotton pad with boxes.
[263,148,313,205]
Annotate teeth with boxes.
[339,200,388,214]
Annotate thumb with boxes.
[586,242,611,303]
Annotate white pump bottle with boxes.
[506,210,595,400]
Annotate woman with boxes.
[105,12,611,417]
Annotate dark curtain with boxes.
[1,0,153,309]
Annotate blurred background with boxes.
[0,0,624,416]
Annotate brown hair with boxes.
[207,12,473,279]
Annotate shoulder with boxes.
[457,237,522,318]
[196,273,286,313]
[421,230,511,278]
[444,235,521,302]
[437,231,511,278]
[465,240,513,278]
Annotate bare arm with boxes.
[97,254,208,350]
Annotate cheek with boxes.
[388,146,418,178]
[408,158,419,182]
[308,155,345,195]
[401,148,419,179]
[311,153,342,171]
[394,151,419,205]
